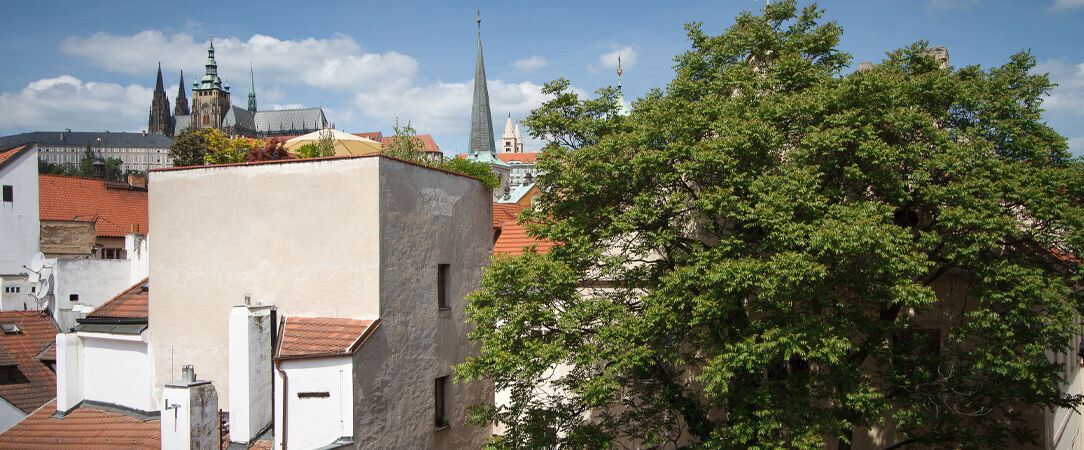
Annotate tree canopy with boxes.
[456,2,1084,448]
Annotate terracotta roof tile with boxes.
[352,132,383,141]
[87,278,149,320]
[496,152,538,164]
[0,312,59,414]
[0,401,159,449]
[38,175,148,238]
[276,317,376,359]
[379,134,441,154]
[492,203,524,229]
[0,145,30,169]
[494,221,555,256]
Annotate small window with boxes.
[0,324,19,334]
[434,376,449,428]
[297,391,330,399]
[0,366,27,385]
[437,264,450,310]
[2,185,12,203]
[69,294,79,303]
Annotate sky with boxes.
[0,0,1081,156]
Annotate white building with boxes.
[0,131,173,173]
[0,145,41,314]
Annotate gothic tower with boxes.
[247,66,257,114]
[147,63,174,135]
[191,35,231,130]
[468,16,496,157]
[500,114,523,153]
[174,71,190,117]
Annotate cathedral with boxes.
[148,36,329,139]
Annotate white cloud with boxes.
[60,31,418,94]
[591,45,637,73]
[512,56,548,71]
[929,0,980,10]
[1034,58,1084,155]
[0,75,151,133]
[1049,0,1084,11]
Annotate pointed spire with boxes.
[502,113,515,139]
[248,65,258,114]
[468,12,497,156]
[155,63,165,91]
[174,71,190,117]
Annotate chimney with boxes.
[127,173,147,188]
[228,302,276,445]
[55,333,84,414]
[161,365,219,450]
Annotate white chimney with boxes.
[228,303,275,445]
[55,333,83,413]
[161,365,219,450]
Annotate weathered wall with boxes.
[273,356,353,449]
[149,157,382,409]
[0,278,34,311]
[39,220,95,257]
[0,146,39,275]
[81,333,153,412]
[350,157,493,449]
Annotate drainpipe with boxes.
[275,360,288,449]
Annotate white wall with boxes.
[0,277,36,311]
[51,258,131,331]
[274,357,353,449]
[0,145,39,276]
[150,157,382,409]
[80,333,154,412]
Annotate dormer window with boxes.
[0,324,19,335]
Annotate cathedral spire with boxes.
[468,12,496,156]
[174,71,190,117]
[247,64,257,113]
[148,62,173,135]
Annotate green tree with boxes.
[169,128,207,167]
[202,129,261,165]
[456,2,1084,448]
[382,117,429,164]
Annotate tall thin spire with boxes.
[148,62,173,135]
[247,64,257,114]
[468,12,497,156]
[155,63,164,91]
[174,71,190,116]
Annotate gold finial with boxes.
[617,54,623,76]
[476,10,481,25]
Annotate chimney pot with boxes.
[182,365,195,383]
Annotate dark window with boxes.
[0,366,27,385]
[69,294,79,303]
[297,391,330,399]
[437,264,450,310]
[2,185,11,203]
[434,376,449,428]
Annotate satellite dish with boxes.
[32,275,51,301]
[28,253,45,273]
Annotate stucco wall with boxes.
[149,157,382,409]
[0,146,39,275]
[274,356,353,449]
[349,157,493,448]
[51,258,132,331]
[81,333,154,412]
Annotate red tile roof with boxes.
[496,152,538,164]
[379,134,441,154]
[0,400,159,449]
[276,317,378,360]
[352,132,383,141]
[38,175,148,238]
[87,278,149,320]
[494,221,555,256]
[493,203,524,229]
[0,312,58,414]
[0,145,30,169]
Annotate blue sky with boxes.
[0,0,1081,155]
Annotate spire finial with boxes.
[476,11,482,32]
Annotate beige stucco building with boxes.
[149,155,493,448]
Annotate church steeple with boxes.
[247,65,257,114]
[174,71,190,117]
[192,34,231,130]
[148,62,174,135]
[468,13,496,156]
[615,54,631,117]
